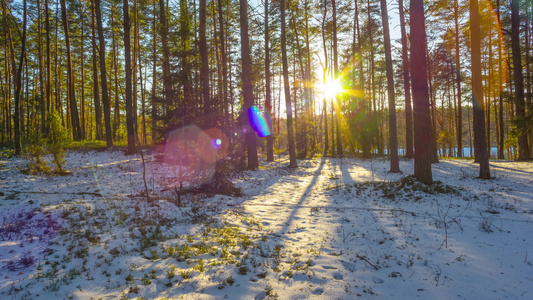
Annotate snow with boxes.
[1,149,532,299]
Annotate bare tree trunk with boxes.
[38,0,45,134]
[281,0,297,168]
[60,0,81,141]
[332,0,343,157]
[79,1,86,139]
[45,0,51,124]
[454,0,463,157]
[239,0,258,169]
[95,0,113,147]
[159,0,171,118]
[90,0,102,140]
[13,0,27,154]
[471,0,490,178]
[511,0,531,160]
[264,0,274,161]
[398,0,413,158]
[200,0,211,126]
[123,0,135,154]
[410,0,432,184]
[381,0,399,172]
[321,0,328,156]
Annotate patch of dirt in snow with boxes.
[0,151,532,299]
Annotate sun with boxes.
[317,77,343,100]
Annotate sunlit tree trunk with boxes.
[95,0,113,147]
[471,0,490,178]
[332,0,342,158]
[13,0,27,154]
[90,0,102,140]
[454,0,463,157]
[159,0,171,121]
[60,0,81,140]
[410,0,432,184]
[124,0,136,154]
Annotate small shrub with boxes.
[48,112,70,174]
[26,131,50,174]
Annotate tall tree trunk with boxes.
[200,0,211,126]
[281,0,297,168]
[139,47,147,145]
[79,3,86,139]
[95,0,113,147]
[239,0,258,169]
[13,0,27,154]
[264,0,274,161]
[124,0,135,154]
[132,0,139,140]
[454,0,463,157]
[91,0,102,140]
[471,0,490,178]
[381,0,399,172]
[399,0,413,158]
[111,7,120,138]
[60,0,81,141]
[497,0,504,159]
[321,0,328,156]
[511,0,531,160]
[410,0,432,184]
[38,0,45,134]
[45,0,51,122]
[217,0,229,133]
[332,0,343,158]
[151,0,157,142]
[159,0,171,118]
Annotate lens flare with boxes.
[248,105,273,137]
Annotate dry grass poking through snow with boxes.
[0,150,532,299]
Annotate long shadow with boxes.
[269,157,327,236]
[489,164,533,175]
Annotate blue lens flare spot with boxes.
[248,106,273,137]
[211,138,222,149]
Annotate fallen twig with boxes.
[357,253,380,270]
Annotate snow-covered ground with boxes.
[1,149,532,299]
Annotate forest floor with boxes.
[1,148,532,299]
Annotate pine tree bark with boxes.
[239,0,258,169]
[13,0,27,155]
[124,0,135,154]
[381,0,400,172]
[264,0,274,161]
[45,0,51,120]
[95,0,113,147]
[200,0,211,126]
[90,0,102,140]
[60,0,81,141]
[410,0,432,184]
[454,0,463,157]
[159,0,171,119]
[332,0,343,158]
[398,0,413,158]
[497,0,504,159]
[281,0,297,168]
[470,0,490,178]
[511,0,531,160]
[79,4,86,139]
